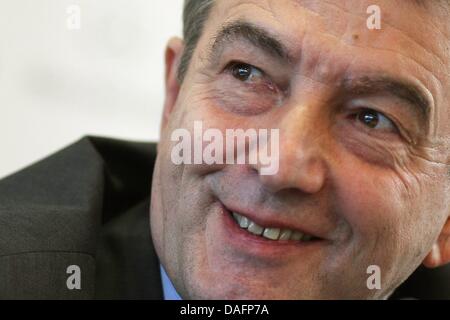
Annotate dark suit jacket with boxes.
[0,136,162,299]
[0,136,449,299]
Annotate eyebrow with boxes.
[209,21,432,126]
[341,76,431,125]
[209,20,293,65]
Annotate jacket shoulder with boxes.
[0,136,159,299]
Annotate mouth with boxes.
[217,203,328,259]
[214,201,331,266]
[230,211,321,243]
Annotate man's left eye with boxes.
[230,62,264,82]
[356,109,397,133]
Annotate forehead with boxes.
[201,0,450,132]
[209,0,449,63]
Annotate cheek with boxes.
[336,168,403,247]
[393,161,449,250]
[331,157,424,266]
[331,152,448,285]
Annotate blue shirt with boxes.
[160,265,182,300]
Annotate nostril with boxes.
[258,156,328,195]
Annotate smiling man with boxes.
[151,0,450,299]
[1,0,450,300]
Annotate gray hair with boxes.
[178,0,215,82]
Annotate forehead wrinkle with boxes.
[299,0,448,71]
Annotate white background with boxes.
[0,0,183,178]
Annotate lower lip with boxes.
[218,202,326,259]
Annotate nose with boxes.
[254,106,330,195]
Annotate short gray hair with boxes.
[178,0,215,82]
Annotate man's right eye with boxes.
[216,61,285,114]
[229,62,264,83]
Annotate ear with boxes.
[423,217,450,268]
[161,37,184,132]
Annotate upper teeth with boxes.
[232,212,314,242]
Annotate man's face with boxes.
[151,0,450,299]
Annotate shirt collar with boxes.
[160,265,182,300]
